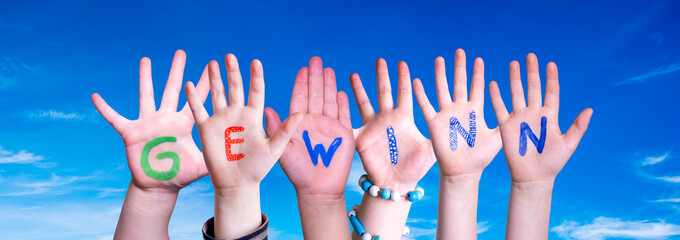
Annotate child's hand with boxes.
[185,54,303,239]
[92,50,210,192]
[413,49,501,178]
[348,59,436,240]
[265,57,355,198]
[185,55,302,190]
[490,53,593,184]
[350,59,435,192]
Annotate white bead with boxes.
[391,190,401,202]
[348,209,357,217]
[415,187,424,195]
[358,175,368,186]
[403,226,410,236]
[362,233,372,240]
[368,185,380,197]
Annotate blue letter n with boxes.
[519,116,547,156]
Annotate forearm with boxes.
[437,173,482,240]
[505,180,555,240]
[354,184,415,240]
[114,181,178,240]
[297,193,351,240]
[214,185,262,239]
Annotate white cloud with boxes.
[96,188,127,198]
[642,151,671,166]
[346,152,366,196]
[0,57,37,89]
[0,145,45,164]
[552,217,680,240]
[0,173,95,196]
[27,110,86,121]
[651,198,680,203]
[654,176,680,183]
[477,221,491,234]
[616,63,680,85]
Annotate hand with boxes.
[265,57,355,197]
[265,57,354,240]
[413,49,502,178]
[489,53,593,184]
[185,54,302,190]
[350,59,435,192]
[92,50,210,192]
[185,54,303,239]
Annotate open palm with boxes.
[185,55,302,189]
[350,59,435,192]
[265,57,355,196]
[489,53,593,183]
[92,50,210,191]
[413,49,501,177]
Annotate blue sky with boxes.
[1,1,679,239]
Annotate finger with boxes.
[376,58,394,112]
[564,108,594,153]
[544,62,559,111]
[396,61,413,110]
[248,59,265,111]
[323,68,338,118]
[337,91,352,129]
[225,54,245,106]
[138,57,155,117]
[453,49,468,102]
[526,53,543,108]
[489,81,509,123]
[290,67,309,114]
[92,93,130,134]
[184,81,209,123]
[349,73,375,123]
[434,56,452,108]
[308,56,324,114]
[413,78,436,120]
[180,64,210,116]
[509,60,527,111]
[160,50,186,112]
[269,112,304,158]
[208,60,228,112]
[264,107,283,139]
[469,57,485,105]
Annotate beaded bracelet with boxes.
[348,205,410,240]
[358,174,425,202]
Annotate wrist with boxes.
[297,192,346,207]
[127,182,179,213]
[511,179,555,192]
[441,172,482,185]
[214,184,262,239]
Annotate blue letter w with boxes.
[303,130,342,168]
[449,111,477,151]
[519,116,547,156]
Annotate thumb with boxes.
[268,112,304,158]
[264,107,283,137]
[564,108,593,153]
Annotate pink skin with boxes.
[349,58,436,240]
[413,49,503,240]
[91,50,211,240]
[489,53,593,240]
[184,54,303,239]
[265,57,354,239]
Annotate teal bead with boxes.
[380,189,391,199]
[373,236,381,240]
[407,191,422,202]
[361,180,373,192]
